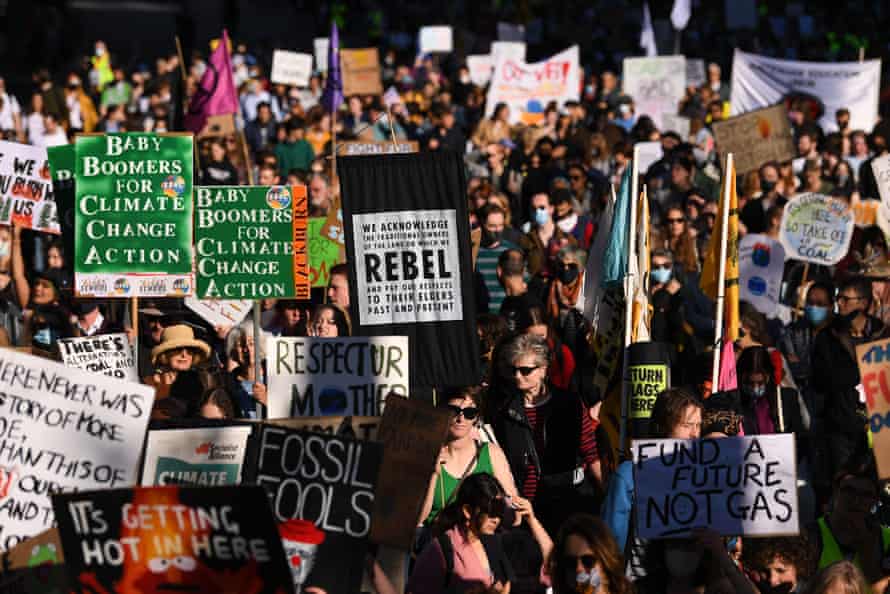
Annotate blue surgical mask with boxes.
[650,267,672,285]
[745,385,767,399]
[805,305,829,326]
[534,207,550,226]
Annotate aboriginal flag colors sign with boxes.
[74,132,194,298]
[254,426,383,594]
[340,152,479,388]
[633,435,798,538]
[195,185,310,300]
[52,486,295,594]
[0,349,154,551]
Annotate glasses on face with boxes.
[667,217,685,224]
[172,347,194,356]
[512,365,539,377]
[837,295,863,304]
[446,405,479,421]
[563,554,597,570]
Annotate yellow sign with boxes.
[629,364,668,419]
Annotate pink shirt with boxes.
[407,527,493,594]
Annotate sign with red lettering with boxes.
[856,337,890,478]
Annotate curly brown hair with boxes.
[743,535,817,583]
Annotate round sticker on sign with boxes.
[779,193,854,266]
[266,186,292,210]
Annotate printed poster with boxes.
[141,426,253,486]
[739,234,786,316]
[58,333,139,382]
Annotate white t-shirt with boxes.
[0,92,21,131]
[26,112,45,144]
[35,128,68,147]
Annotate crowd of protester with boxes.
[3,30,890,594]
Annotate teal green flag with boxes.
[601,165,633,288]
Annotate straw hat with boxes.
[151,324,211,365]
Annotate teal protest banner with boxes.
[195,185,309,299]
[74,132,194,297]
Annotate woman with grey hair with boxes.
[224,320,268,418]
[486,333,601,535]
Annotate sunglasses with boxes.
[667,217,685,224]
[446,405,479,421]
[512,365,539,376]
[563,554,597,570]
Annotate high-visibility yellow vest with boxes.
[817,517,890,570]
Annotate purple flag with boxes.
[185,29,239,133]
[321,23,343,112]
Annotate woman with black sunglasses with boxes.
[418,386,518,528]
[548,514,633,594]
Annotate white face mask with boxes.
[0,241,9,259]
[557,213,578,233]
[665,549,702,578]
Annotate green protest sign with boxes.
[195,185,310,299]
[47,144,75,184]
[309,216,342,287]
[74,132,194,297]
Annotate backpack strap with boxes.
[437,532,454,590]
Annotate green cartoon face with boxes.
[28,543,58,567]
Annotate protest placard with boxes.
[628,364,669,420]
[266,336,409,419]
[0,349,154,550]
[195,185,309,300]
[185,297,252,327]
[779,193,854,266]
[491,41,526,64]
[419,26,453,53]
[853,199,881,227]
[254,426,383,594]
[271,50,313,87]
[739,234,786,316]
[497,22,525,42]
[686,59,706,87]
[340,152,479,388]
[467,55,494,86]
[856,338,890,478]
[341,48,383,96]
[270,416,381,441]
[52,486,294,594]
[870,155,890,210]
[712,105,795,174]
[635,141,663,175]
[1,528,70,592]
[314,38,329,72]
[622,56,686,129]
[58,333,138,382]
[48,143,76,261]
[196,113,237,140]
[0,140,59,234]
[661,113,691,139]
[633,434,798,538]
[340,141,419,156]
[370,396,451,549]
[486,45,580,125]
[309,217,342,288]
[141,426,253,486]
[74,132,194,298]
[731,49,881,133]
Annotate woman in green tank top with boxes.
[418,386,519,526]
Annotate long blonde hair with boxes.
[804,561,869,594]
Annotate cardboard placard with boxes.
[779,193,854,265]
[633,435,798,538]
[635,141,663,175]
[184,297,252,328]
[196,114,237,140]
[466,54,494,87]
[268,416,381,441]
[308,217,342,288]
[1,528,69,592]
[58,333,138,382]
[341,48,383,97]
[852,199,881,227]
[254,427,383,594]
[712,105,796,174]
[418,26,453,54]
[856,338,890,479]
[271,50,313,87]
[369,396,451,549]
[739,234,786,316]
[313,38,329,73]
[266,336,409,419]
[622,56,686,129]
[0,140,60,234]
[194,185,310,300]
[0,349,154,550]
[870,155,890,210]
[52,486,295,594]
[340,141,419,156]
[141,426,253,486]
[74,132,194,298]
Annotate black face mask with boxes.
[759,582,794,594]
[837,309,863,327]
[558,263,580,285]
[481,229,502,248]
[761,180,776,193]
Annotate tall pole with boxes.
[618,146,640,455]
[710,153,734,390]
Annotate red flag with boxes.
[185,30,239,133]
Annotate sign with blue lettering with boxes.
[632,434,798,538]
